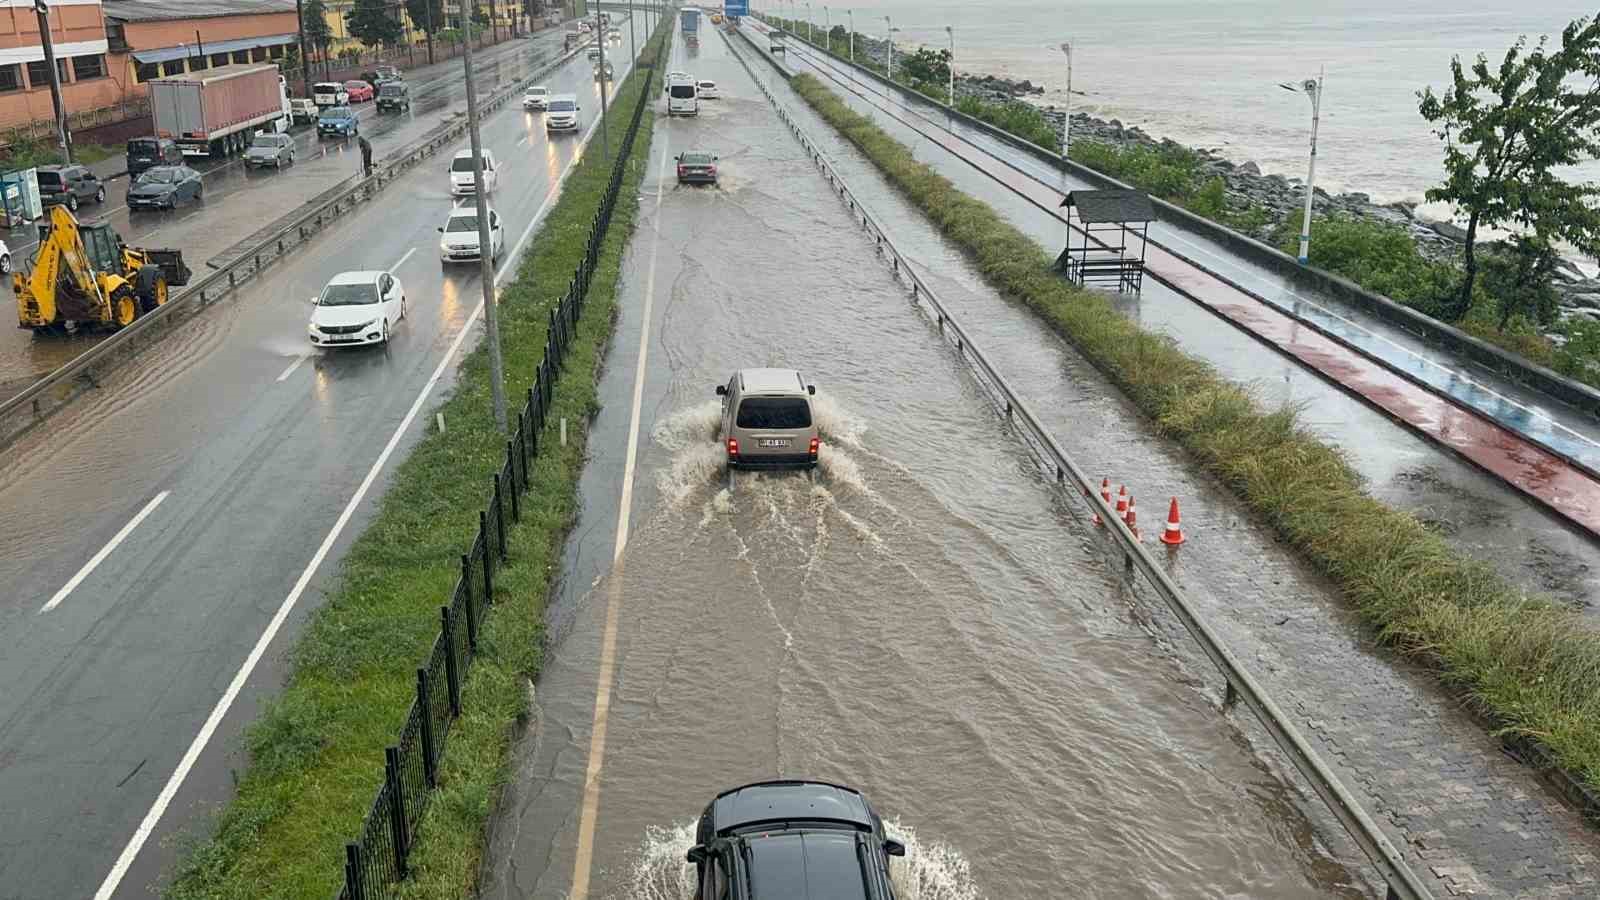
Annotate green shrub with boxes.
[1275,213,1461,319]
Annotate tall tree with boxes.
[1418,15,1600,320]
[347,0,404,49]
[302,0,334,74]
[405,0,443,63]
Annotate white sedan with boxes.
[0,238,11,275]
[308,270,406,347]
[438,206,505,264]
[523,85,549,109]
[696,79,719,99]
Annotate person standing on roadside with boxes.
[358,135,374,178]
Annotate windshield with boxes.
[321,109,351,120]
[35,171,61,188]
[745,833,867,900]
[250,135,283,148]
[445,215,479,233]
[670,84,695,99]
[737,397,811,429]
[128,140,159,156]
[549,99,575,112]
[380,84,403,96]
[314,83,340,93]
[319,282,378,306]
[345,81,364,90]
[528,88,547,95]
[138,169,177,184]
[450,156,488,172]
[681,153,713,165]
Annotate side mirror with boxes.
[884,838,906,857]
[437,226,444,232]
[686,844,707,864]
[715,385,727,396]
[806,384,815,395]
[309,296,319,305]
[713,156,719,161]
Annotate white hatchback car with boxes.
[696,80,719,99]
[438,206,505,264]
[308,270,406,347]
[449,148,499,196]
[523,85,549,109]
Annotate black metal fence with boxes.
[332,24,668,900]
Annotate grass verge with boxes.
[166,30,664,900]
[786,71,1600,801]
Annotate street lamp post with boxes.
[884,15,892,79]
[805,2,812,42]
[847,9,854,63]
[461,0,507,432]
[1280,69,1324,264]
[1060,42,1072,160]
[945,25,954,106]
[823,6,829,51]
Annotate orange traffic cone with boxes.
[1114,485,1128,516]
[1160,497,1185,546]
[1124,496,1140,539]
[1093,478,1111,527]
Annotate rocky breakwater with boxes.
[960,71,1598,336]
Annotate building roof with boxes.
[105,0,299,23]
[131,34,298,64]
[1059,189,1156,224]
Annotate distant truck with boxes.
[147,63,291,158]
[681,8,699,32]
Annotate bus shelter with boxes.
[1056,189,1154,294]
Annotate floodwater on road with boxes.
[484,31,1366,900]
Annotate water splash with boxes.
[611,818,984,900]
[657,442,726,508]
[810,391,867,448]
[653,399,722,451]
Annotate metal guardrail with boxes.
[723,26,1436,900]
[331,23,668,900]
[0,39,595,449]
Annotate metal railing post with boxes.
[461,553,478,650]
[492,473,508,556]
[507,441,521,521]
[416,668,437,787]
[345,842,364,900]
[442,607,461,716]
[479,510,495,601]
[385,746,409,878]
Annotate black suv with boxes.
[36,164,104,211]
[687,781,905,899]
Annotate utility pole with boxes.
[33,0,71,163]
[946,25,954,106]
[848,8,853,63]
[629,0,636,64]
[422,0,436,64]
[596,4,609,160]
[295,0,312,95]
[462,0,508,431]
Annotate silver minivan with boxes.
[716,368,819,469]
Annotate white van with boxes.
[667,75,698,117]
[449,148,498,196]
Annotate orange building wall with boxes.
[0,2,115,131]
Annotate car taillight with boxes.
[708,166,717,176]
[677,165,687,177]
[809,437,819,456]
[727,438,739,458]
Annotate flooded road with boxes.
[484,32,1366,899]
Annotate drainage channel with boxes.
[721,26,1435,900]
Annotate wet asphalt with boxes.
[480,31,1371,900]
[0,28,582,397]
[0,24,644,900]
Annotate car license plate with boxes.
[327,335,357,343]
[758,438,789,448]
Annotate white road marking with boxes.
[40,492,170,614]
[569,122,672,900]
[93,60,623,900]
[275,355,308,382]
[389,247,416,272]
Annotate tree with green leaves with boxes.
[302,0,334,74]
[405,0,443,63]
[1418,15,1600,321]
[899,47,950,86]
[347,0,404,48]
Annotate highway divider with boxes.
[732,25,1600,835]
[755,16,1600,421]
[0,40,592,452]
[721,28,1439,899]
[162,24,667,900]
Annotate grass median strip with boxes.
[787,72,1600,801]
[166,35,663,900]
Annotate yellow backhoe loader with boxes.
[14,205,191,333]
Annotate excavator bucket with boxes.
[142,249,191,287]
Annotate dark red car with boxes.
[343,79,375,103]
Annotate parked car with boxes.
[523,85,550,110]
[675,151,718,185]
[289,97,319,124]
[344,79,375,103]
[0,238,12,275]
[437,206,505,264]
[313,81,349,107]
[546,93,580,132]
[449,148,499,196]
[126,136,181,178]
[376,80,410,112]
[687,781,904,899]
[307,270,406,348]
[126,165,203,211]
[716,368,819,469]
[318,105,359,138]
[35,164,105,211]
[244,132,296,168]
[696,79,719,99]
